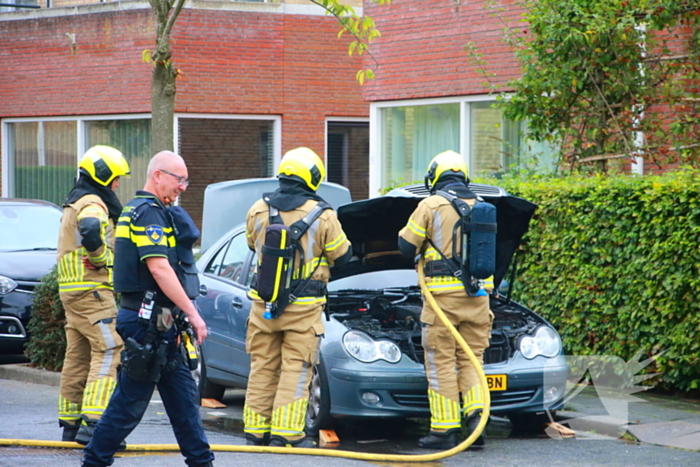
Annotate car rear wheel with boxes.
[192,345,226,401]
[507,411,555,432]
[305,360,333,437]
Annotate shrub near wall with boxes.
[498,170,700,391]
[25,266,66,371]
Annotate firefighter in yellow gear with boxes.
[243,147,352,448]
[56,145,130,445]
[398,150,494,450]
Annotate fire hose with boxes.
[0,256,490,461]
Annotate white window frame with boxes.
[2,113,282,197]
[369,94,501,198]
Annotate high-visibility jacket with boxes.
[245,198,351,311]
[57,194,114,302]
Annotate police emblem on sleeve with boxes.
[146,225,164,244]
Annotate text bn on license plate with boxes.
[487,374,507,391]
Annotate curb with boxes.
[0,364,61,387]
[555,410,630,439]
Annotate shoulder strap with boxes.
[435,190,471,219]
[289,201,332,241]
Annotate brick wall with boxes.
[178,117,276,230]
[0,6,369,204]
[362,0,526,102]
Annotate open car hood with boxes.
[331,183,537,288]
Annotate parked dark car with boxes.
[194,179,568,433]
[0,198,62,355]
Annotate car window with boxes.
[0,204,62,252]
[218,233,249,284]
[246,253,258,288]
[203,239,230,276]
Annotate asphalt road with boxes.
[1,380,699,467]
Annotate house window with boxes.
[380,103,460,188]
[326,120,369,200]
[5,120,78,207]
[85,118,152,203]
[373,97,556,194]
[2,116,151,206]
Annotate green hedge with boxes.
[25,266,66,371]
[496,170,700,391]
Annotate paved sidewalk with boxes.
[1,363,699,451]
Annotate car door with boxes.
[197,230,253,378]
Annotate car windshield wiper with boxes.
[5,247,57,252]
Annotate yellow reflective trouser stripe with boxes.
[243,405,271,435]
[325,232,347,251]
[270,399,308,437]
[81,377,117,418]
[58,395,81,422]
[59,282,113,292]
[463,384,485,415]
[428,389,461,432]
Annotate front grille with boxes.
[402,332,512,365]
[15,280,39,292]
[390,391,428,408]
[391,388,537,410]
[490,388,537,406]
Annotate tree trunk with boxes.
[151,61,176,153]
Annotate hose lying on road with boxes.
[0,256,490,462]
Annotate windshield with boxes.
[0,204,62,251]
[328,269,418,292]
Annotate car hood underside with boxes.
[332,191,538,288]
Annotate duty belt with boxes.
[120,293,175,313]
[423,260,459,277]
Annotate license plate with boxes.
[487,374,507,391]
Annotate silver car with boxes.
[194,179,568,433]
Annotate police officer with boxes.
[398,150,494,449]
[57,146,130,444]
[81,151,214,467]
[243,147,352,448]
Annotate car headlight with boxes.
[342,330,401,364]
[0,275,18,295]
[518,325,562,359]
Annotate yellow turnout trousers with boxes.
[58,290,122,425]
[421,291,493,433]
[243,303,323,441]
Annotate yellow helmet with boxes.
[424,150,468,190]
[79,145,131,187]
[277,147,326,192]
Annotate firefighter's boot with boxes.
[60,420,80,442]
[418,429,461,449]
[268,435,317,448]
[245,433,270,446]
[465,410,485,447]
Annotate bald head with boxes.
[147,151,186,179]
[143,151,189,204]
